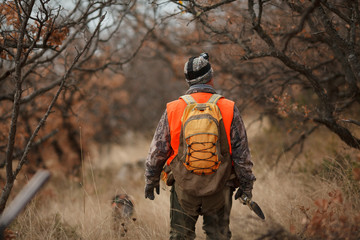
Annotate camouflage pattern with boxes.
[145,85,256,193]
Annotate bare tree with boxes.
[160,0,359,155]
[0,0,155,213]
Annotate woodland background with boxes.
[0,0,359,239]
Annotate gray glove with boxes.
[145,183,160,200]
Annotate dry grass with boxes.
[6,127,360,239]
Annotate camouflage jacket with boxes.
[145,84,256,192]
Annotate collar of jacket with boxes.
[185,84,217,94]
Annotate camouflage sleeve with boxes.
[145,110,172,186]
[231,106,256,192]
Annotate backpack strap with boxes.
[207,94,223,104]
[180,95,197,105]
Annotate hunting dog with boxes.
[111,194,135,235]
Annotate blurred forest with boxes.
[0,0,359,239]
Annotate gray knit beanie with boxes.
[184,53,213,86]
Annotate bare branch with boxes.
[314,117,360,149]
[282,0,320,52]
[341,119,360,127]
[320,0,352,24]
[170,0,237,15]
[1,0,36,214]
[248,0,275,48]
[20,79,62,104]
[274,125,319,169]
[0,129,59,168]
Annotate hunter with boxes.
[145,52,256,240]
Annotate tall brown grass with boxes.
[6,125,360,239]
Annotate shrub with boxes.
[300,190,360,240]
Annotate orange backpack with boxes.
[168,94,232,197]
[180,94,223,175]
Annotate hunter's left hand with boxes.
[145,183,160,200]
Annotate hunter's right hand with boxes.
[234,188,252,202]
[145,183,160,200]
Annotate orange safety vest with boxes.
[166,92,234,166]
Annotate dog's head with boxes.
[112,194,134,219]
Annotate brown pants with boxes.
[169,185,233,240]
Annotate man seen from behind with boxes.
[145,53,256,240]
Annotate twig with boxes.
[11,129,59,161]
[273,125,319,169]
[282,0,320,52]
[341,119,360,127]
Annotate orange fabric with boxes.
[166,92,234,165]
